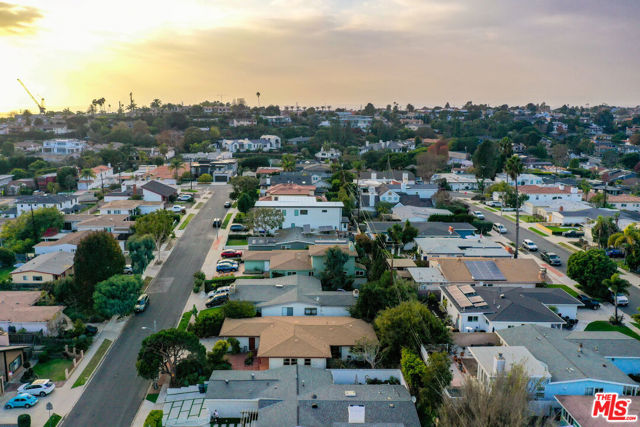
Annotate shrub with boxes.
[227,337,241,354]
[73,319,86,337]
[38,351,50,363]
[187,309,225,338]
[223,301,256,319]
[17,414,31,427]
[0,247,16,267]
[244,351,254,366]
[144,409,163,427]
[197,173,213,183]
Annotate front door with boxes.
[249,337,256,351]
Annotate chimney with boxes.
[493,353,506,375]
[403,172,409,182]
[559,184,565,191]
[538,267,547,283]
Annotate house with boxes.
[0,175,13,189]
[42,138,86,155]
[204,366,420,426]
[77,165,115,190]
[414,238,511,260]
[286,136,311,145]
[190,158,238,182]
[593,193,640,212]
[221,136,281,152]
[448,151,472,167]
[441,285,581,333]
[0,334,28,389]
[367,221,477,239]
[141,180,177,202]
[432,257,547,287]
[229,118,257,127]
[467,346,550,390]
[556,395,640,427]
[498,325,640,401]
[494,173,544,186]
[11,252,75,285]
[431,173,482,191]
[99,200,164,216]
[5,178,36,196]
[34,230,92,255]
[219,316,377,369]
[229,275,357,316]
[243,244,365,278]
[255,196,344,232]
[265,183,316,198]
[392,206,452,223]
[314,147,341,161]
[15,194,79,216]
[36,172,56,190]
[0,291,66,335]
[518,185,583,213]
[247,227,348,251]
[260,171,330,191]
[407,267,448,292]
[335,112,373,130]
[358,170,416,185]
[359,139,415,154]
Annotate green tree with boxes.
[374,301,450,365]
[168,159,183,181]
[608,224,640,271]
[209,126,221,140]
[207,340,231,370]
[281,154,296,171]
[579,179,591,200]
[591,215,619,248]
[551,144,569,168]
[350,273,417,322]
[237,192,255,213]
[472,140,499,192]
[230,176,259,199]
[318,246,352,290]
[603,273,631,324]
[144,410,163,427]
[0,207,64,253]
[222,301,256,318]
[56,166,78,191]
[93,274,143,317]
[246,207,284,235]
[17,414,30,427]
[363,103,376,116]
[388,221,418,255]
[505,155,524,258]
[349,337,381,368]
[0,247,16,267]
[567,248,617,298]
[1,141,14,156]
[136,329,206,387]
[134,210,175,253]
[197,173,212,183]
[187,309,225,338]
[74,231,126,307]
[127,234,155,274]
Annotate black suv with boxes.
[205,293,229,308]
[577,294,600,310]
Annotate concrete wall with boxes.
[329,369,406,386]
[142,189,163,202]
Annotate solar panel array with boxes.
[447,285,489,309]
[464,261,506,281]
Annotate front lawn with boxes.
[227,239,248,246]
[72,339,113,388]
[557,242,578,253]
[528,227,549,237]
[520,215,543,223]
[44,413,62,427]
[485,206,498,212]
[546,226,576,233]
[179,213,195,230]
[34,358,73,381]
[585,321,640,340]
[221,213,233,229]
[547,284,579,298]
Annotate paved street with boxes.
[62,185,231,427]
[471,202,640,316]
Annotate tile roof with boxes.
[0,291,64,323]
[308,244,357,257]
[12,251,74,275]
[148,163,188,180]
[219,317,377,358]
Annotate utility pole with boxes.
[190,159,193,190]
[30,204,37,243]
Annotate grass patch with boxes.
[632,322,640,330]
[146,393,160,403]
[178,312,192,331]
[504,215,516,222]
[615,260,631,271]
[72,339,113,388]
[221,213,233,229]
[179,213,195,230]
[585,321,640,340]
[528,227,549,237]
[557,242,578,253]
[44,413,62,427]
[199,306,222,316]
[547,284,579,298]
[484,206,498,212]
[547,226,576,233]
[34,359,73,382]
[182,189,198,193]
[194,202,204,209]
[520,215,543,222]
[227,239,248,246]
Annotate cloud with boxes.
[0,2,42,35]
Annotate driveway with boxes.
[62,184,231,427]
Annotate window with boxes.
[286,271,297,276]
[356,270,364,277]
[284,358,297,365]
[294,209,299,216]
[623,386,638,396]
[467,316,478,322]
[322,209,327,213]
[33,276,43,281]
[282,307,294,316]
[304,307,318,316]
[304,359,311,366]
[585,387,604,396]
[300,210,308,215]
[8,354,22,373]
[23,276,28,281]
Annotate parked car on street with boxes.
[85,324,99,336]
[472,211,485,220]
[177,194,194,202]
[212,218,221,228]
[485,201,502,208]
[540,250,561,266]
[170,205,186,214]
[606,248,625,258]
[492,223,507,234]
[205,293,229,308]
[134,294,149,313]
[522,239,538,251]
[18,379,55,397]
[216,263,238,273]
[230,224,246,232]
[562,229,584,238]
[224,201,232,208]
[221,249,243,258]
[4,393,38,409]
[608,292,629,306]
[577,294,600,310]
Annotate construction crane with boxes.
[17,78,45,114]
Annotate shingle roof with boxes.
[519,185,574,194]
[12,251,74,275]
[34,230,92,247]
[0,291,63,323]
[141,180,177,197]
[16,194,77,204]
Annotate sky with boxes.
[2,0,640,114]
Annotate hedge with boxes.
[144,410,163,427]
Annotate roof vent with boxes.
[345,390,356,397]
[275,284,284,288]
[348,405,365,424]
[224,379,229,384]
[311,403,318,409]
[499,294,505,299]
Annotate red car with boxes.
[221,250,242,258]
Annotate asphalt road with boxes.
[63,185,231,427]
[472,202,640,316]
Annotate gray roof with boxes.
[415,237,510,258]
[395,194,434,208]
[141,180,177,197]
[12,251,74,275]
[360,170,415,181]
[16,194,77,204]
[231,275,356,308]
[261,172,324,187]
[248,227,348,248]
[498,325,639,385]
[207,366,420,427]
[368,221,476,237]
[407,267,447,284]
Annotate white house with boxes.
[518,185,582,214]
[0,292,66,336]
[42,138,86,155]
[99,200,164,216]
[494,173,544,186]
[141,180,177,202]
[431,173,482,191]
[255,196,344,231]
[15,194,79,216]
[77,165,115,190]
[597,194,640,212]
[34,230,92,255]
[315,147,341,161]
[221,136,280,152]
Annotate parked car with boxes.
[134,293,149,313]
[492,223,507,234]
[170,205,186,214]
[540,251,561,266]
[4,393,38,409]
[522,239,538,251]
[221,249,243,258]
[207,286,231,298]
[485,201,502,208]
[562,229,584,238]
[606,248,625,258]
[472,211,485,220]
[212,218,221,228]
[230,224,246,232]
[205,293,229,308]
[18,379,55,397]
[577,294,600,310]
[609,292,629,307]
[216,263,238,273]
[224,201,232,208]
[177,194,194,202]
[217,260,238,268]
[85,324,99,336]
[123,265,133,274]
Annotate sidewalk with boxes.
[201,208,236,278]
[0,316,127,426]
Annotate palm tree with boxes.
[80,168,97,191]
[256,91,261,107]
[608,224,640,270]
[169,159,182,181]
[579,179,591,201]
[281,154,295,172]
[603,273,631,324]
[505,155,524,258]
